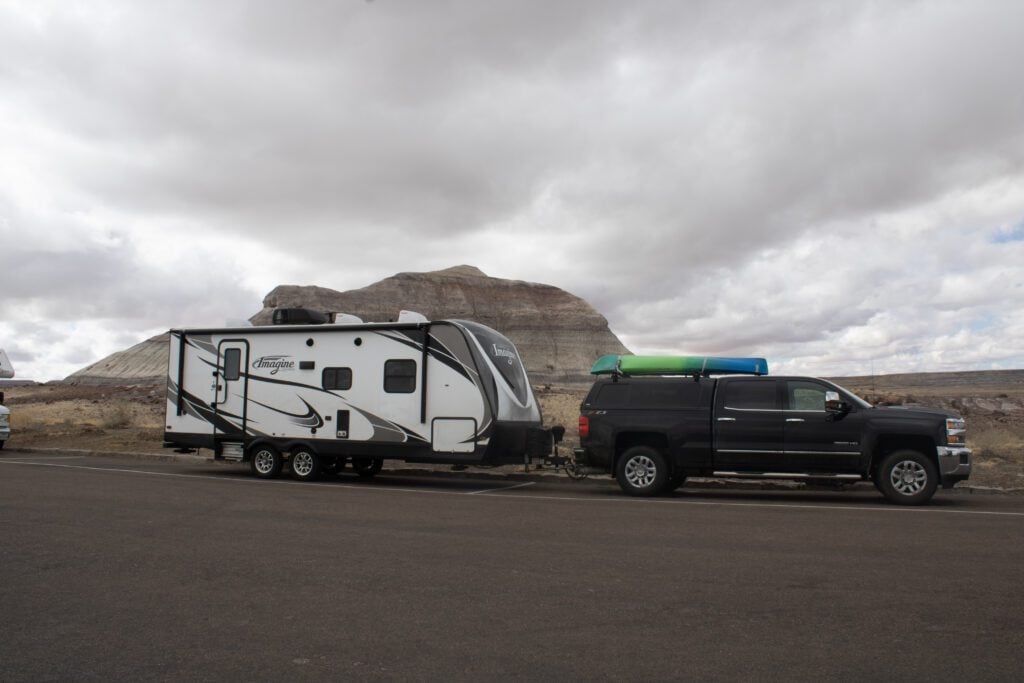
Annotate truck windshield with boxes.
[457,321,530,404]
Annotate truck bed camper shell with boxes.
[163,310,563,480]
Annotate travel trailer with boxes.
[0,349,13,449]
[163,310,564,479]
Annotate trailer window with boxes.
[322,367,353,391]
[222,348,241,381]
[384,359,417,393]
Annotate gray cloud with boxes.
[2,0,1024,380]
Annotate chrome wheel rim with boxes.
[890,460,927,495]
[625,455,657,489]
[253,449,276,475]
[293,451,315,477]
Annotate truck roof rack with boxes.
[590,354,769,377]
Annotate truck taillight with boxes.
[579,415,589,439]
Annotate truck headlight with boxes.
[946,418,966,446]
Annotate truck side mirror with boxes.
[824,390,848,414]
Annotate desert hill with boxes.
[65,266,630,386]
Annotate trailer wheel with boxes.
[352,457,383,478]
[616,446,668,497]
[291,448,320,482]
[250,445,282,479]
[876,449,938,505]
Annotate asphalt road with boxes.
[2,452,1023,681]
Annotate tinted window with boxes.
[632,382,703,409]
[722,380,777,410]
[384,359,417,393]
[323,367,353,391]
[787,381,827,411]
[594,383,630,408]
[222,348,241,381]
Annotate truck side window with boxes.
[723,380,777,410]
[787,381,827,411]
[322,367,353,391]
[384,359,417,393]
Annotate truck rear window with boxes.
[722,380,777,410]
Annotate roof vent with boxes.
[333,313,364,325]
[397,310,429,323]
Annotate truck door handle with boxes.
[717,417,736,422]
[786,418,805,423]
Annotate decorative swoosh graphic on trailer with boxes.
[249,396,324,429]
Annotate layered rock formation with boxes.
[65,334,169,385]
[251,266,630,385]
[66,266,630,386]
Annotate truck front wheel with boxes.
[616,446,668,497]
[876,450,938,505]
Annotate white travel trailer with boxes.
[163,310,564,480]
[0,349,14,449]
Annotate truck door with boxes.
[213,340,248,439]
[713,378,787,471]
[783,380,864,473]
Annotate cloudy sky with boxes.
[2,0,1023,381]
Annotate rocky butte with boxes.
[66,266,630,386]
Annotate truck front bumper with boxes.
[937,446,972,487]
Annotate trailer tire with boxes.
[291,448,320,482]
[876,449,938,505]
[250,445,282,479]
[352,456,383,478]
[616,446,668,497]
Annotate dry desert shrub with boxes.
[100,402,135,429]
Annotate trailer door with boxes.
[214,340,248,439]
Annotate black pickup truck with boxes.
[575,373,972,504]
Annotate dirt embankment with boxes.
[3,377,1022,491]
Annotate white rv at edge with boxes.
[163,310,564,480]
[0,349,13,449]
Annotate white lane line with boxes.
[1,456,86,461]
[2,459,1023,518]
[467,481,536,495]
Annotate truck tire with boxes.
[616,446,669,496]
[352,456,383,478]
[250,445,282,479]
[290,448,320,482]
[876,450,938,505]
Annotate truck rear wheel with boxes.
[876,450,938,505]
[616,446,668,496]
[352,457,383,478]
[250,445,282,479]
[290,448,320,482]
